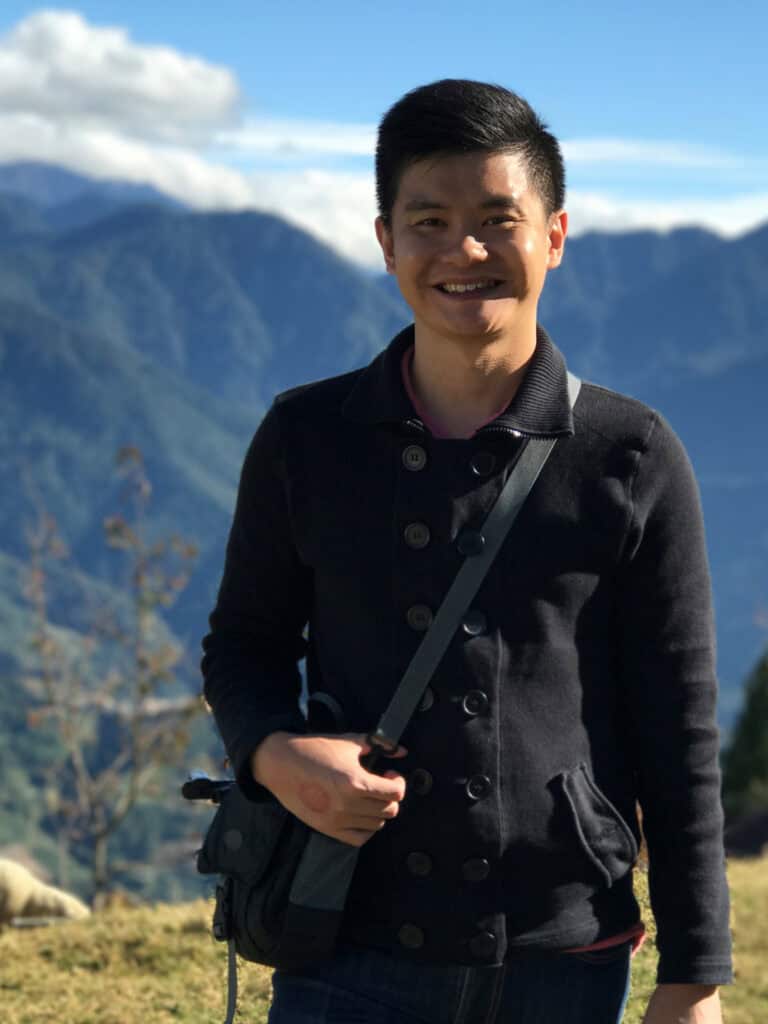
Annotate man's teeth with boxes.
[440,280,498,293]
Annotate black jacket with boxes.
[202,325,732,984]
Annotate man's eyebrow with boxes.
[403,198,447,212]
[480,194,523,211]
[402,195,523,212]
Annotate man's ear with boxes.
[546,210,568,270]
[375,216,396,273]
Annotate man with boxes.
[202,80,732,1023]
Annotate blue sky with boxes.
[0,2,765,265]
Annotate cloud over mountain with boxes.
[0,11,763,267]
[0,10,240,144]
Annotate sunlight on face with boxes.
[376,150,567,349]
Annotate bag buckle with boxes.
[361,730,399,772]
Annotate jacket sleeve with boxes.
[201,402,311,800]
[617,411,732,985]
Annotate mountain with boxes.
[0,187,410,688]
[0,162,765,900]
[0,161,178,210]
[0,204,408,409]
[0,165,765,724]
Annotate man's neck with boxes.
[410,323,537,439]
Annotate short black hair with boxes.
[375,79,565,225]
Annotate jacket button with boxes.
[470,452,496,477]
[419,686,435,712]
[404,522,431,549]
[406,852,433,878]
[407,604,433,631]
[457,530,486,557]
[466,774,491,800]
[462,610,487,637]
[462,690,489,716]
[398,923,425,949]
[409,769,433,796]
[402,445,428,472]
[462,858,491,882]
[469,930,497,960]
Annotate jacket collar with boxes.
[341,323,575,438]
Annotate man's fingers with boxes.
[338,801,399,826]
[385,745,408,759]
[353,733,408,758]
[355,800,400,821]
[359,776,406,803]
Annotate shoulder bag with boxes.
[182,372,581,1024]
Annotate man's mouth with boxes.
[435,279,503,295]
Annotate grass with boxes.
[1,859,765,1023]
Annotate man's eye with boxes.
[485,215,518,226]
[414,217,443,227]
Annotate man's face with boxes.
[375,150,567,347]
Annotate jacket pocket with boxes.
[557,763,638,888]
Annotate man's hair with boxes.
[375,79,565,225]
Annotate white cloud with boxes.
[244,172,768,268]
[562,139,743,169]
[250,169,382,266]
[214,120,753,173]
[215,118,376,158]
[566,190,768,239]
[0,112,255,208]
[0,10,240,145]
[0,11,764,268]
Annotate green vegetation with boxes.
[1,861,765,1024]
[723,650,768,821]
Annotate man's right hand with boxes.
[250,731,407,847]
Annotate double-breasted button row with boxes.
[465,774,492,801]
[462,857,491,882]
[413,687,487,717]
[468,930,497,960]
[404,522,431,549]
[402,445,428,472]
[470,451,496,477]
[409,768,433,795]
[409,771,492,800]
[403,444,514,478]
[406,604,433,631]
[407,606,487,636]
[457,529,486,557]
[462,690,489,716]
[406,851,433,877]
[462,609,487,636]
[404,854,491,882]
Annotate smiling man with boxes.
[202,80,732,1023]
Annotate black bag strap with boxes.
[368,372,581,755]
[287,372,581,914]
[217,372,582,1023]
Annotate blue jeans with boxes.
[268,941,632,1024]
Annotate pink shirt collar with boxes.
[400,345,511,439]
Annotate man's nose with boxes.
[445,234,488,264]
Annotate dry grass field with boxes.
[1,858,765,1024]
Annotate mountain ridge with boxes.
[0,162,765,722]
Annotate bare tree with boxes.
[24,447,200,903]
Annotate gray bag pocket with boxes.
[557,763,639,887]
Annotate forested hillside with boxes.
[0,162,765,898]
